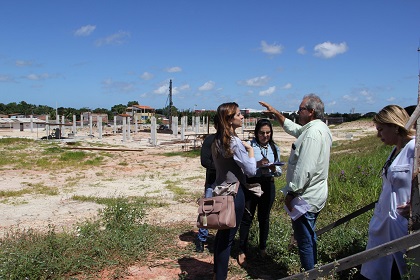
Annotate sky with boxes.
[1,1,420,114]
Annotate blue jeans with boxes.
[213,185,245,280]
[197,186,214,242]
[292,211,319,271]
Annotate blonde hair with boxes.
[373,105,415,137]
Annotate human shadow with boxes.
[179,229,216,254]
[178,256,214,280]
[230,244,289,279]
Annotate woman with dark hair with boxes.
[361,105,416,279]
[238,118,282,266]
[212,102,256,280]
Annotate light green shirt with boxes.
[282,118,332,212]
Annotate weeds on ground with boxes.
[0,197,157,279]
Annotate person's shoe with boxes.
[195,239,204,253]
[237,252,247,267]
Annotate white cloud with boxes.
[95,31,130,46]
[239,75,270,87]
[102,78,135,93]
[297,46,307,55]
[172,84,190,94]
[343,94,358,102]
[25,73,51,81]
[140,72,154,80]
[282,83,292,89]
[360,89,375,104]
[198,81,215,91]
[153,85,168,95]
[386,97,396,102]
[74,25,96,37]
[178,84,190,91]
[15,60,34,67]
[259,86,276,96]
[165,66,182,73]
[260,41,284,55]
[314,41,348,59]
[0,75,14,82]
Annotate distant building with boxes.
[241,108,264,115]
[115,113,132,125]
[0,117,46,131]
[81,112,108,124]
[126,104,155,123]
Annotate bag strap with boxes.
[269,142,279,162]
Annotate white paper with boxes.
[284,196,311,221]
[263,161,285,167]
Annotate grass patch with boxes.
[163,149,201,158]
[0,138,106,170]
[0,197,156,279]
[0,182,58,198]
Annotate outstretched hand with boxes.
[259,101,285,125]
[259,101,276,114]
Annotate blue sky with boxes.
[1,0,419,114]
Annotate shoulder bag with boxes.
[196,182,239,230]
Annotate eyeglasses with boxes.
[298,107,308,112]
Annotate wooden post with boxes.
[407,72,420,279]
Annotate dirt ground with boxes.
[0,120,376,279]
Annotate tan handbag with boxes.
[196,195,236,229]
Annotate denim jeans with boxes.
[292,211,319,271]
[197,186,214,242]
[213,185,245,280]
[239,179,275,253]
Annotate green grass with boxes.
[0,138,106,170]
[0,135,404,279]
[0,197,156,279]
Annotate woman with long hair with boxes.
[361,105,416,279]
[212,102,256,279]
[238,118,282,266]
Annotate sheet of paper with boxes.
[263,161,285,167]
[284,196,311,221]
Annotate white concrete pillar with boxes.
[30,115,33,133]
[80,114,84,129]
[98,116,102,139]
[89,115,93,136]
[181,116,185,141]
[151,116,157,146]
[195,116,200,134]
[127,117,131,140]
[113,116,117,134]
[122,117,127,143]
[73,115,76,135]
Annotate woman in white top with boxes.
[361,105,416,280]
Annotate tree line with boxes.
[1,100,376,124]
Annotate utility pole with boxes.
[169,79,173,130]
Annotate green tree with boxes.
[111,104,126,115]
[127,101,139,107]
